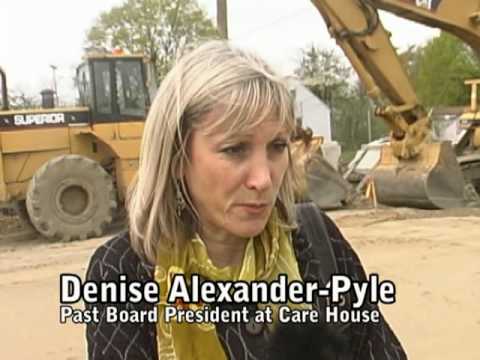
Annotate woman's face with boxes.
[183,108,290,241]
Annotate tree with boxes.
[403,32,480,107]
[335,81,388,150]
[295,45,388,153]
[86,0,218,81]
[399,44,424,81]
[295,45,352,106]
[294,45,352,148]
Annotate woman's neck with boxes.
[198,227,248,268]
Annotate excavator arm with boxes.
[309,0,480,208]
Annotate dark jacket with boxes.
[85,209,407,360]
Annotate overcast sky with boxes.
[0,0,439,104]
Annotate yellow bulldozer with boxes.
[0,52,149,241]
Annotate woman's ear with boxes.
[176,130,192,180]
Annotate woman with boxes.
[85,41,407,360]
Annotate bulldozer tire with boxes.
[26,155,117,241]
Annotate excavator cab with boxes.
[75,53,151,122]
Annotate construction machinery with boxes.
[291,128,353,209]
[457,79,480,193]
[0,52,150,241]
[308,0,480,209]
[0,49,351,243]
[3,0,480,241]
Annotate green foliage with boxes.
[334,81,388,150]
[295,45,388,152]
[86,0,218,81]
[297,33,480,153]
[295,45,351,105]
[399,44,424,81]
[404,32,480,107]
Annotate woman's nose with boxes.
[245,156,273,191]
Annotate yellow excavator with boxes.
[305,0,480,209]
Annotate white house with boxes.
[286,76,332,141]
[287,77,342,169]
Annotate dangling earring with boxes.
[175,180,186,217]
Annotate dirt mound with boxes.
[329,204,480,228]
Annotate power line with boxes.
[232,7,312,41]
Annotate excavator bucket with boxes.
[372,141,468,209]
[292,137,352,209]
[305,154,352,209]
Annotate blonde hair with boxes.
[127,41,298,264]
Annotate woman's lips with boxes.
[237,203,269,215]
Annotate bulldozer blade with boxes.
[304,154,352,209]
[372,142,470,209]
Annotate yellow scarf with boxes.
[154,208,309,360]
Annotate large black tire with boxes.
[26,155,117,241]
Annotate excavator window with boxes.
[115,60,146,117]
[75,57,148,122]
[77,64,93,109]
[93,61,113,115]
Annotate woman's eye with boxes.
[271,141,288,153]
[221,144,246,156]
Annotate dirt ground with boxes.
[1,207,479,360]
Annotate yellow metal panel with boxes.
[77,132,140,159]
[117,122,145,139]
[2,153,28,182]
[3,149,69,183]
[85,124,142,159]
[108,139,141,159]
[474,127,480,148]
[5,180,29,201]
[69,126,115,165]
[91,123,117,140]
[460,112,480,121]
[115,158,139,200]
[0,145,7,202]
[69,126,96,159]
[1,128,70,154]
[21,150,68,182]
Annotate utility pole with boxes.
[217,0,228,39]
[367,106,372,143]
[49,64,59,106]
